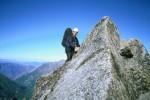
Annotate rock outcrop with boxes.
[32,16,150,100]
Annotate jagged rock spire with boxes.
[32,17,150,100]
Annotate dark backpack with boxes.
[61,28,72,47]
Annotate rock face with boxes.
[32,17,150,100]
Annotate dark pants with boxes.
[66,51,74,62]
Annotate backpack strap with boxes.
[66,36,70,47]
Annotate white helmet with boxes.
[73,28,78,32]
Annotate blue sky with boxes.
[0,0,150,62]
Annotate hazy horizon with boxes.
[0,58,64,62]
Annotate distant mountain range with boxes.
[19,62,45,68]
[0,59,65,100]
[0,74,23,100]
[0,63,36,80]
[0,59,17,63]
[15,60,65,100]
[0,59,45,68]
[0,59,46,80]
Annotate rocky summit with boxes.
[32,16,150,100]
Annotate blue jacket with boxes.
[65,35,80,52]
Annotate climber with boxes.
[62,28,80,62]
